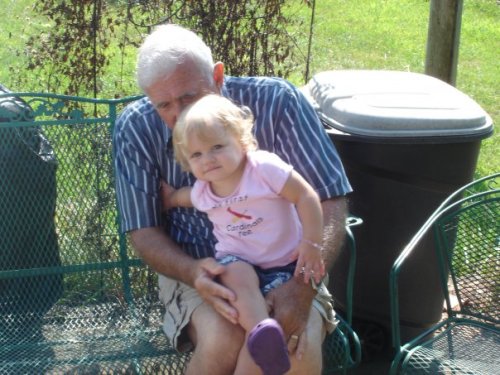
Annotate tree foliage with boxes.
[22,0,306,97]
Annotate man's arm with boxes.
[320,196,348,272]
[129,227,196,284]
[129,227,239,323]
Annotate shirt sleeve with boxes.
[270,81,352,199]
[249,150,293,195]
[113,102,162,233]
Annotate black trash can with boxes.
[303,70,493,357]
[0,85,62,341]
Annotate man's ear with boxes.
[213,62,225,92]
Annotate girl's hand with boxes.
[292,240,325,284]
[160,180,177,211]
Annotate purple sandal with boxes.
[247,318,291,375]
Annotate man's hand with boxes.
[192,258,239,324]
[265,276,315,357]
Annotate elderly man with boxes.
[113,24,351,375]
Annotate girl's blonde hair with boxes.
[173,94,258,171]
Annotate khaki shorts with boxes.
[158,274,338,352]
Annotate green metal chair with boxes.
[389,173,500,375]
[0,91,360,374]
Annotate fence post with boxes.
[425,0,464,86]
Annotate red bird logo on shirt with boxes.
[227,207,252,222]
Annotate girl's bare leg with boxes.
[221,261,290,375]
[219,261,269,331]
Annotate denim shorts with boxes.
[217,254,297,295]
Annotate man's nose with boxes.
[170,103,182,127]
[169,101,187,127]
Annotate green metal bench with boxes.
[0,91,360,374]
[389,173,500,374]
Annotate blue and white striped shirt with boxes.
[113,76,352,259]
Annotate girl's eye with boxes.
[190,152,201,159]
[212,144,223,151]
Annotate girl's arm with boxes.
[279,170,325,284]
[160,180,193,210]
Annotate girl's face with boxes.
[185,120,246,192]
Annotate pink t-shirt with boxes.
[191,150,302,269]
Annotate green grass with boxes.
[1,0,498,176]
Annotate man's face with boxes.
[146,60,217,129]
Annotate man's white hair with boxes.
[136,24,215,92]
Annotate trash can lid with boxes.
[303,70,493,142]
